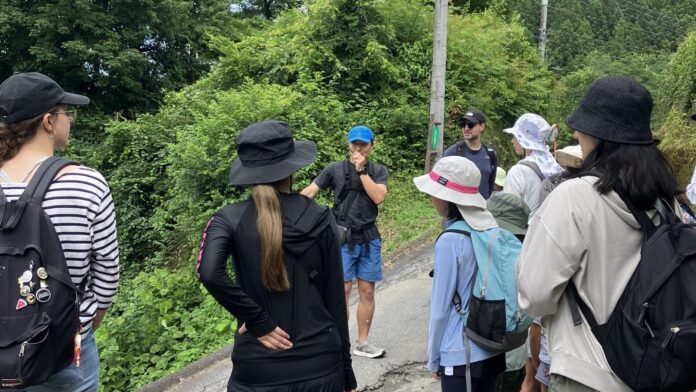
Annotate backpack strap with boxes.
[566,281,599,328]
[566,191,681,329]
[483,143,497,168]
[654,197,680,224]
[456,142,498,169]
[456,141,466,155]
[20,157,77,204]
[333,160,362,221]
[334,160,353,207]
[0,182,7,224]
[1,157,76,230]
[333,160,375,254]
[0,180,7,203]
[431,223,471,313]
[518,160,544,181]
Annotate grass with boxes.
[377,170,441,255]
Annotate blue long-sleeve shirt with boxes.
[427,223,499,373]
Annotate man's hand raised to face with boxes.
[350,151,367,171]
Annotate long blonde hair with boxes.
[251,182,289,291]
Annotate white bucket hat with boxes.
[503,113,555,151]
[413,156,498,231]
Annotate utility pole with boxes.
[424,0,448,173]
[539,0,548,60]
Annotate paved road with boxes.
[143,241,439,392]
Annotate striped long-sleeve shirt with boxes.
[1,165,120,335]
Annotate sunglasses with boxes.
[460,120,478,129]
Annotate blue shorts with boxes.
[341,239,383,282]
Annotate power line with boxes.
[548,4,675,41]
[619,0,679,22]
[614,3,683,36]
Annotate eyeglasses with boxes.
[52,109,77,122]
[461,121,478,129]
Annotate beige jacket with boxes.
[517,177,679,391]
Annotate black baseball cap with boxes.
[460,108,487,125]
[0,72,89,124]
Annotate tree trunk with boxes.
[262,0,273,19]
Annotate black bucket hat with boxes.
[565,76,653,145]
[0,72,90,124]
[229,120,317,186]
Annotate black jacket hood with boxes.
[280,193,333,257]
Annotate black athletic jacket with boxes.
[197,193,356,389]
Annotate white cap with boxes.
[413,156,498,231]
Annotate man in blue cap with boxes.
[302,125,388,359]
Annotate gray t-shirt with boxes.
[314,159,388,239]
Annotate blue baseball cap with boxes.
[347,125,374,143]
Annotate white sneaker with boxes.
[353,341,386,358]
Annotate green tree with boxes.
[232,0,303,19]
[547,51,668,146]
[0,0,238,135]
[512,0,696,73]
[655,31,696,186]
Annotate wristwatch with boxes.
[356,168,368,176]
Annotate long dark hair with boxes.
[447,202,464,221]
[575,140,679,210]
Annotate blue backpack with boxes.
[443,220,531,353]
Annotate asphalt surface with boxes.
[139,239,439,392]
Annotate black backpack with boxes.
[331,159,376,225]
[566,193,696,391]
[0,157,81,389]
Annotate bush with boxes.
[96,268,236,391]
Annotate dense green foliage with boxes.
[546,51,670,146]
[89,0,554,388]
[232,0,303,19]
[96,268,236,391]
[102,0,552,274]
[510,0,696,160]
[0,0,248,154]
[655,31,696,186]
[514,0,696,74]
[5,0,696,390]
